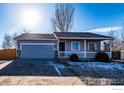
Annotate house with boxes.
[15,32,113,59]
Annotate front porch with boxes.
[57,39,112,59]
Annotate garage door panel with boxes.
[21,45,54,59]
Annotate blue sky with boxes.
[0,3,124,48]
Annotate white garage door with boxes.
[21,43,54,59]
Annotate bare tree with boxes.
[12,32,18,48]
[121,23,124,41]
[119,23,124,50]
[110,23,124,51]
[109,26,116,37]
[2,34,13,49]
[103,26,121,51]
[51,4,75,32]
[109,27,121,51]
[2,33,18,49]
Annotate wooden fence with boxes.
[112,51,121,60]
[0,49,16,60]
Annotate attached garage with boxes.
[20,43,55,59]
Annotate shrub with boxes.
[70,54,79,61]
[95,51,110,62]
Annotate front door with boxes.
[59,42,65,51]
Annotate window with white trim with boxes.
[71,42,80,51]
[88,42,96,51]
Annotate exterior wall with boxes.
[86,52,96,58]
[86,52,110,59]
[59,39,101,51]
[17,39,100,52]
[59,51,84,58]
[121,51,124,60]
[60,51,110,59]
[65,40,84,51]
[17,40,57,50]
[16,39,101,59]
[86,40,101,51]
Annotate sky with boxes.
[0,3,124,48]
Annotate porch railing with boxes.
[59,51,110,58]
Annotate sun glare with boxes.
[21,9,41,27]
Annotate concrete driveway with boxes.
[0,59,83,85]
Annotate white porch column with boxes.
[109,40,112,59]
[57,39,60,58]
[84,40,87,59]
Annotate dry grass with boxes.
[66,62,124,85]
[80,77,112,85]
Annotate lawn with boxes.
[66,61,124,85]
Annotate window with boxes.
[71,42,80,51]
[88,42,96,51]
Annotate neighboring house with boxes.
[15,32,113,59]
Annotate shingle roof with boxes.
[15,32,113,40]
[54,32,113,40]
[15,33,56,40]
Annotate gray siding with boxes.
[16,39,101,59]
[17,40,57,50]
[65,40,84,51]
[17,39,100,52]
[86,40,101,51]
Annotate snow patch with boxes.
[69,61,124,70]
[56,64,65,69]
[48,61,65,69]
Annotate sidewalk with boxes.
[0,76,84,85]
